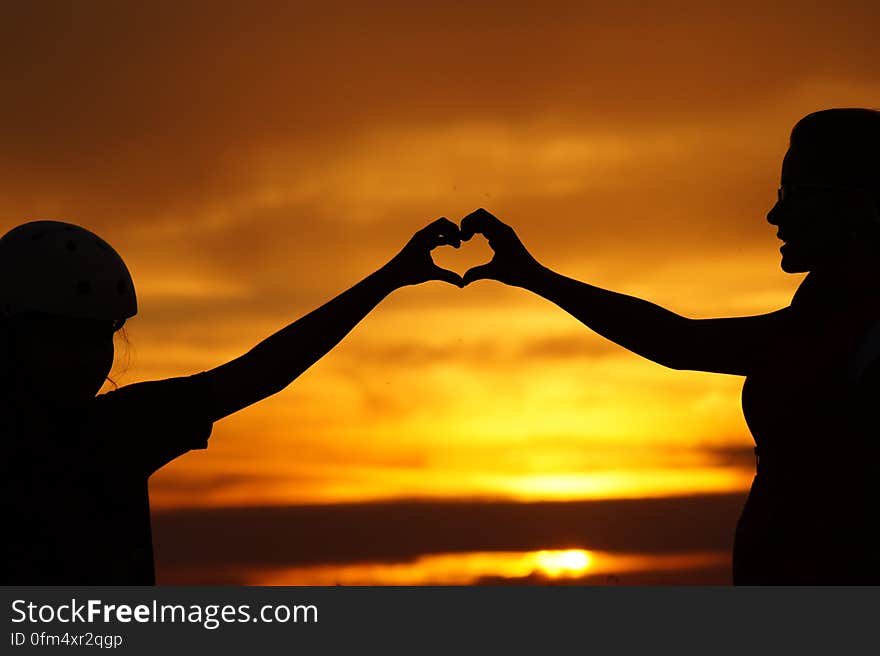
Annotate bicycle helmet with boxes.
[0,220,137,321]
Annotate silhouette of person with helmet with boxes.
[458,108,880,584]
[0,217,464,584]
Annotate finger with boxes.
[430,225,462,249]
[460,208,505,241]
[430,216,461,237]
[431,265,464,288]
[462,262,498,286]
[419,217,462,248]
[435,233,461,249]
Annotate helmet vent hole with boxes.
[116,280,127,294]
[66,239,77,251]
[77,280,92,294]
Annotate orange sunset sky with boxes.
[3,1,879,514]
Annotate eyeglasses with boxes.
[777,183,867,203]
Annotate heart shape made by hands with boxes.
[431,233,495,278]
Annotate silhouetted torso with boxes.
[1,373,213,585]
[737,278,880,584]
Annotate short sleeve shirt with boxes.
[1,371,214,585]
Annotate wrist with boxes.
[373,260,407,294]
[519,261,556,294]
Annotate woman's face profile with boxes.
[11,314,115,409]
[766,147,874,274]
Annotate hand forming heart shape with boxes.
[430,233,495,279]
[383,209,542,289]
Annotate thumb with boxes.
[463,262,498,286]
[431,265,465,288]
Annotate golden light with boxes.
[233,548,733,585]
[531,550,592,578]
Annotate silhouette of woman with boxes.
[459,108,880,584]
[0,217,463,584]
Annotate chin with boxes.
[779,247,811,273]
[780,258,809,273]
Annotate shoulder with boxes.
[94,371,213,415]
[89,372,215,474]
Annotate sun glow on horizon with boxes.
[533,549,592,578]
[232,549,730,585]
[149,463,755,509]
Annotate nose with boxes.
[766,200,782,226]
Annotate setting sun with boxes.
[532,550,592,578]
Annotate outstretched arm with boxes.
[460,208,789,376]
[200,218,463,422]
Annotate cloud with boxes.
[151,493,749,571]
[2,1,878,220]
